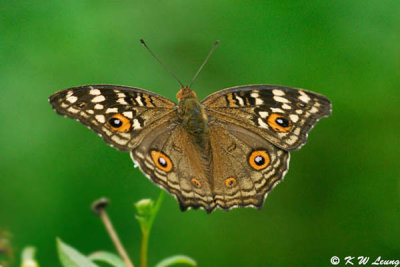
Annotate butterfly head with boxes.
[176,86,198,102]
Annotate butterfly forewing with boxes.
[49,85,176,151]
[202,85,331,151]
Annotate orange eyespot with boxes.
[225,177,237,188]
[191,178,202,188]
[107,114,131,132]
[267,113,291,132]
[248,150,270,170]
[150,150,173,172]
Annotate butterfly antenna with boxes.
[189,40,219,88]
[140,39,184,87]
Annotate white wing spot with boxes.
[282,104,291,110]
[135,95,144,106]
[66,96,78,103]
[123,111,134,118]
[277,132,287,138]
[259,111,269,118]
[92,95,105,103]
[106,107,118,113]
[271,108,284,113]
[95,115,105,123]
[273,96,290,103]
[67,107,79,114]
[87,109,94,114]
[250,92,259,98]
[235,95,244,106]
[293,127,301,135]
[132,119,142,129]
[298,91,311,103]
[94,104,104,110]
[310,106,319,113]
[257,118,269,129]
[89,89,101,95]
[117,98,127,104]
[290,114,299,122]
[80,112,89,119]
[255,98,263,105]
[117,93,125,98]
[296,109,303,114]
[272,89,285,96]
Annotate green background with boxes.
[1,1,399,266]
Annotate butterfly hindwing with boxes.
[202,85,331,151]
[208,122,289,210]
[130,124,216,212]
[49,85,176,151]
[131,120,289,212]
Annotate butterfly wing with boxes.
[130,124,216,212]
[202,85,331,151]
[49,85,176,151]
[208,122,289,210]
[49,84,330,212]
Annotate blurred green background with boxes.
[1,1,399,266]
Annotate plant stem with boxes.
[140,190,166,267]
[100,211,134,267]
[92,198,134,267]
[140,228,149,267]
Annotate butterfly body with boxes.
[50,83,331,213]
[177,87,209,141]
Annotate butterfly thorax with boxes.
[177,87,209,147]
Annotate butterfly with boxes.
[49,41,331,213]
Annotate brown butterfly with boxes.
[49,40,331,213]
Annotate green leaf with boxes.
[88,251,127,267]
[155,255,197,267]
[56,238,99,267]
[21,246,39,267]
